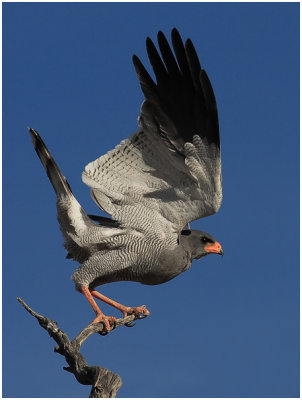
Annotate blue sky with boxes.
[3,2,299,398]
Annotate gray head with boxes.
[179,229,223,260]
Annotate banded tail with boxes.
[28,127,97,263]
[28,128,72,199]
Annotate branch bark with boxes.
[17,297,148,398]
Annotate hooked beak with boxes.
[204,241,224,256]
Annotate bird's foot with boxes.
[91,314,117,334]
[122,305,150,319]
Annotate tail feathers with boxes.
[29,128,72,199]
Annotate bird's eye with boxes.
[201,236,208,243]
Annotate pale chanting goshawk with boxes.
[29,28,223,332]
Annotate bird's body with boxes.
[29,28,223,331]
[72,231,191,288]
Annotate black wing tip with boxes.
[134,28,220,149]
[132,54,143,73]
[135,28,183,68]
[146,36,158,53]
[132,54,145,76]
[132,54,139,64]
[185,37,193,49]
[157,30,166,41]
[201,69,210,81]
[171,27,183,44]
[158,28,181,43]
[171,27,180,36]
[185,37,200,62]
[146,36,157,53]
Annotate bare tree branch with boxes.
[17,297,149,398]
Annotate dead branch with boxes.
[17,297,149,398]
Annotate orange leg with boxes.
[81,286,116,332]
[90,289,150,319]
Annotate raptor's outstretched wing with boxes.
[82,28,222,235]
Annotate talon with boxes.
[137,313,148,320]
[124,305,150,318]
[91,314,117,333]
[111,319,117,330]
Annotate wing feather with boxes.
[82,29,222,235]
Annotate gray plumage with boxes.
[29,28,223,326]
